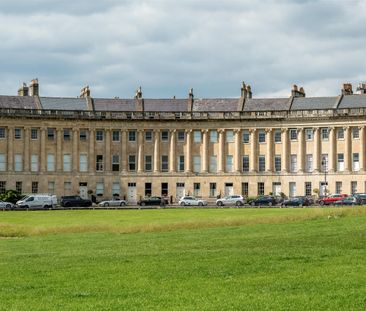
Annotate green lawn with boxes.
[0,208,365,310]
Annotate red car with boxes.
[318,194,348,206]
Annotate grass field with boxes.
[0,207,365,310]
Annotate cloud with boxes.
[0,0,366,99]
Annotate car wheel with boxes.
[120,202,126,206]
[217,201,223,207]
[299,203,303,207]
[235,201,242,207]
[180,202,186,206]
[104,202,109,207]
[251,202,255,206]
[319,201,324,206]
[140,202,146,206]
[6,204,11,209]
[198,202,203,206]
[268,202,272,207]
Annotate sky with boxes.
[1,0,366,99]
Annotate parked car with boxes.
[60,195,92,207]
[318,194,348,206]
[334,195,361,206]
[138,196,168,206]
[216,195,246,207]
[251,195,277,207]
[281,196,311,207]
[353,193,366,204]
[0,200,14,209]
[179,196,207,206]
[16,194,57,209]
[98,198,127,207]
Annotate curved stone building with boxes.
[1,80,366,203]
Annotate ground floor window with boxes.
[193,183,201,197]
[112,182,120,197]
[96,182,104,196]
[241,182,248,197]
[32,181,38,194]
[305,182,312,196]
[0,181,6,194]
[257,182,264,196]
[145,183,152,197]
[289,182,296,197]
[209,183,217,197]
[272,182,281,196]
[48,181,55,194]
[335,181,342,194]
[16,181,22,194]
[161,182,168,197]
[64,182,72,194]
[351,181,357,194]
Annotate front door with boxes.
[225,183,234,196]
[176,183,185,200]
[79,186,88,199]
[272,182,281,196]
[128,183,137,203]
[320,182,328,196]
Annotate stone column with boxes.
[185,129,192,173]
[328,127,336,172]
[202,129,209,173]
[56,128,62,172]
[7,127,13,171]
[105,129,111,172]
[72,128,78,172]
[249,129,257,172]
[24,127,30,172]
[298,128,305,173]
[360,126,365,171]
[121,130,127,172]
[89,129,95,173]
[218,129,225,173]
[137,129,144,173]
[169,129,176,172]
[153,129,160,172]
[344,126,351,172]
[40,127,46,172]
[265,128,273,172]
[234,129,241,172]
[281,128,288,173]
[313,128,320,172]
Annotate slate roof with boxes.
[40,97,89,110]
[291,96,339,110]
[93,98,137,111]
[338,94,366,109]
[243,98,291,111]
[0,95,38,109]
[193,98,240,111]
[144,99,188,112]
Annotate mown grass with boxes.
[0,208,365,310]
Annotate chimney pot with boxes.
[29,78,39,96]
[342,83,353,95]
[241,81,247,98]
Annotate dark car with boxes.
[281,196,310,207]
[138,196,168,206]
[334,195,361,206]
[60,195,92,207]
[251,195,277,207]
[354,193,366,204]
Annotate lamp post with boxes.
[321,156,328,196]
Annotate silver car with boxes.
[216,195,245,207]
[98,198,128,207]
[179,196,207,206]
[0,200,14,209]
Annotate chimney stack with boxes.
[134,86,142,99]
[188,88,194,111]
[18,82,29,96]
[246,85,252,99]
[356,83,366,94]
[342,83,353,95]
[291,84,305,97]
[80,85,91,98]
[240,82,247,98]
[29,79,39,96]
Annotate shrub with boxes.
[0,190,23,204]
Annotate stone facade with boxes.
[1,81,366,203]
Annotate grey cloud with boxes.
[0,0,366,99]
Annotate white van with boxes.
[16,194,57,209]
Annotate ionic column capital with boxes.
[249,128,257,134]
[265,128,273,133]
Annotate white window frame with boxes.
[79,154,88,172]
[47,154,55,172]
